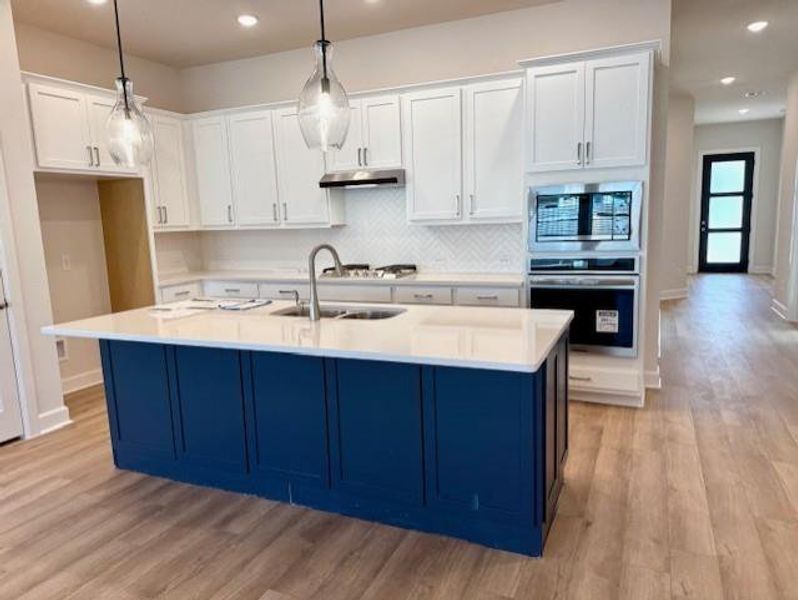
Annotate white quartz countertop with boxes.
[158,270,525,288]
[43,302,572,373]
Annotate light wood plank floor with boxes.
[2,274,797,599]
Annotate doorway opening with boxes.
[698,152,755,273]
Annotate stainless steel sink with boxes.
[340,309,405,320]
[272,306,348,319]
[272,305,405,320]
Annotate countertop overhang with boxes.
[42,302,573,373]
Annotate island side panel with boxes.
[542,334,569,538]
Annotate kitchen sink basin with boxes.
[272,306,348,319]
[340,309,405,320]
[272,305,405,320]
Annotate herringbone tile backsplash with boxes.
[200,188,525,273]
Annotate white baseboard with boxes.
[749,265,774,275]
[62,368,103,394]
[660,288,688,301]
[644,368,662,390]
[771,297,789,320]
[33,406,73,437]
[570,391,644,408]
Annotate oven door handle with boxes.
[529,276,638,288]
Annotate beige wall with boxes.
[0,0,67,435]
[36,176,110,390]
[692,118,784,275]
[774,71,798,309]
[181,0,671,113]
[14,23,184,112]
[660,93,695,296]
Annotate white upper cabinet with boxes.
[584,53,651,169]
[525,63,585,173]
[403,87,463,223]
[150,114,190,228]
[228,110,280,227]
[273,108,337,227]
[524,49,651,173]
[192,117,235,227]
[27,81,138,175]
[463,79,524,222]
[328,95,402,171]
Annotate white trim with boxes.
[749,265,774,275]
[785,157,798,321]
[644,367,661,390]
[33,406,72,436]
[61,368,103,394]
[690,147,761,273]
[771,297,789,320]
[518,40,663,68]
[660,287,688,301]
[570,391,644,408]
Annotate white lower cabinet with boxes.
[258,283,311,301]
[454,287,521,307]
[203,281,260,298]
[160,282,202,303]
[394,286,453,305]
[318,285,392,303]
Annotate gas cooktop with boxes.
[321,264,417,280]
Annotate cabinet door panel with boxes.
[274,109,331,225]
[584,53,650,169]
[403,88,462,222]
[172,346,247,471]
[193,117,235,227]
[328,101,362,172]
[362,95,402,169]
[228,110,281,227]
[87,95,137,174]
[330,359,423,504]
[28,83,92,171]
[102,341,175,459]
[464,80,524,221]
[151,115,190,227]
[248,353,328,484]
[427,367,530,516]
[525,62,585,173]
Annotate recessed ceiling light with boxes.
[86,0,108,5]
[744,90,765,98]
[747,21,769,33]
[738,108,750,115]
[237,14,259,28]
[721,76,736,86]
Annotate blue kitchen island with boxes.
[44,301,572,556]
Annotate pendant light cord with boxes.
[112,0,131,112]
[318,0,330,92]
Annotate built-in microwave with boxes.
[528,181,643,254]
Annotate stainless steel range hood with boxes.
[319,169,405,189]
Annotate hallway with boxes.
[0,275,797,599]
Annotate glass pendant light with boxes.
[106,0,154,168]
[298,0,351,152]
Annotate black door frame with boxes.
[698,151,755,273]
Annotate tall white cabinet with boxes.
[403,78,523,224]
[150,113,190,228]
[192,117,235,227]
[523,51,651,173]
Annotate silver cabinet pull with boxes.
[455,194,461,217]
[87,145,94,167]
[163,205,168,224]
[282,202,288,221]
[227,205,233,223]
[156,206,163,224]
[273,203,279,222]
[469,194,475,215]
[225,288,241,294]
[569,375,593,382]
[357,147,362,167]
[585,141,592,165]
[0,300,9,310]
[94,146,101,167]
[363,147,368,166]
[476,295,499,301]
[413,293,434,300]
[577,142,583,165]
[175,290,190,297]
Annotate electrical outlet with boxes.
[61,255,72,271]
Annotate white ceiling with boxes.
[672,0,798,124]
[10,0,555,68]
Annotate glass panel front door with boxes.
[698,153,754,273]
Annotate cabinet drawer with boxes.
[394,286,452,305]
[455,287,520,307]
[568,365,641,396]
[318,285,391,303]
[258,283,311,301]
[203,280,260,298]
[160,282,202,303]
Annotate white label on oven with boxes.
[596,310,619,333]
